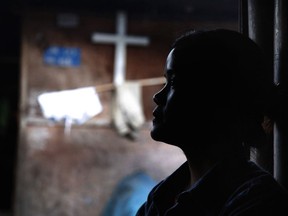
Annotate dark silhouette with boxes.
[136,29,288,215]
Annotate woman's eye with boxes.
[169,75,176,88]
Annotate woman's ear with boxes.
[242,116,268,149]
[262,116,273,135]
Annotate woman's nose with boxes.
[153,87,166,105]
[152,93,160,105]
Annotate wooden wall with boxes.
[14,10,237,216]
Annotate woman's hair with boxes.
[171,28,286,148]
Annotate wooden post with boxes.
[274,0,288,189]
[240,0,274,173]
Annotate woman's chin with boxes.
[150,126,169,143]
[150,128,162,141]
[150,129,158,140]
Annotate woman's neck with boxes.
[183,144,244,187]
[185,155,218,187]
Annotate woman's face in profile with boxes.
[151,48,195,145]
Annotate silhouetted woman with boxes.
[136,29,288,216]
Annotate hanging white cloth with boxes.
[112,81,145,138]
[38,87,103,134]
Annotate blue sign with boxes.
[43,46,81,67]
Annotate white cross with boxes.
[91,11,150,86]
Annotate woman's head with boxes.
[151,29,275,153]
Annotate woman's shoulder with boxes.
[221,170,288,215]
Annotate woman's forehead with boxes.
[166,48,175,70]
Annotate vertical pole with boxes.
[244,0,274,174]
[274,0,288,189]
